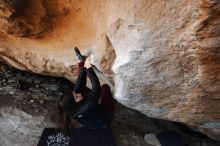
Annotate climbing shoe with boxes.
[74,47,86,61]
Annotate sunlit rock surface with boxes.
[0,0,219,140]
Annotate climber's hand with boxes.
[84,56,92,69]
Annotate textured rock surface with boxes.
[0,0,220,141]
[0,108,55,146]
[0,63,155,146]
[1,63,219,146]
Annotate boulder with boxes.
[0,0,219,141]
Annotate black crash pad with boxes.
[37,127,117,146]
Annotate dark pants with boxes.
[77,62,115,114]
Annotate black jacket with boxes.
[72,67,113,128]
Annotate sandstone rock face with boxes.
[0,107,56,146]
[0,0,220,141]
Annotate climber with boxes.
[58,47,115,133]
